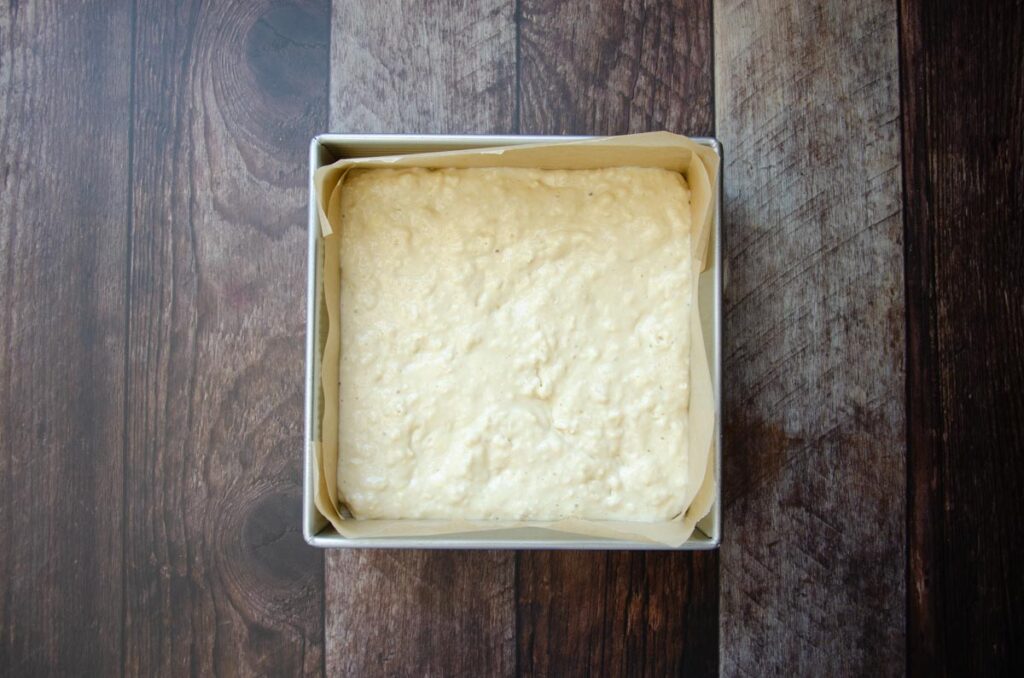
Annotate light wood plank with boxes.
[325,2,517,675]
[714,0,905,673]
[328,550,516,676]
[330,0,516,134]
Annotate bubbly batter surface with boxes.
[337,166,692,521]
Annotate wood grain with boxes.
[0,2,132,675]
[519,0,713,136]
[714,0,905,674]
[517,0,717,674]
[327,550,515,676]
[517,551,718,676]
[901,0,1024,674]
[331,0,516,134]
[123,1,328,674]
[325,2,518,676]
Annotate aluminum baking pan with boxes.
[304,134,722,550]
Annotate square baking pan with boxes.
[304,134,722,549]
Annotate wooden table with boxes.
[1,1,1020,675]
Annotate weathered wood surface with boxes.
[901,0,1024,675]
[122,0,328,675]
[0,2,132,675]
[3,0,1024,674]
[714,0,906,674]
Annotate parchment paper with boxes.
[312,132,719,547]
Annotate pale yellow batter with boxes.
[337,166,693,521]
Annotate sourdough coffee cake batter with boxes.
[337,166,693,521]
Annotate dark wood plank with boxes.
[517,1,717,674]
[325,2,518,676]
[0,2,131,675]
[517,552,718,676]
[122,1,328,674]
[900,0,1024,674]
[714,0,905,673]
[519,0,713,136]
